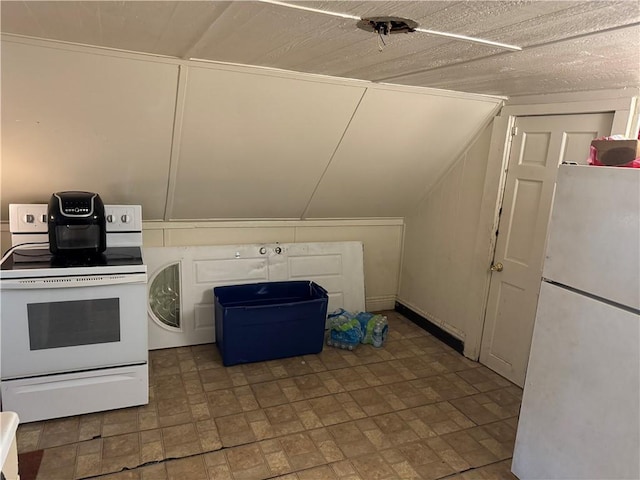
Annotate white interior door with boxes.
[479,113,613,386]
[144,242,365,349]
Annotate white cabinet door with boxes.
[144,242,365,349]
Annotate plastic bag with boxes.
[326,309,389,350]
[327,309,362,350]
[355,312,388,348]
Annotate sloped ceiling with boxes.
[1,1,639,97]
[0,39,500,220]
[0,41,178,220]
[1,1,637,221]
[171,66,367,220]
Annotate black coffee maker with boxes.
[48,191,107,256]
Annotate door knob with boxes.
[490,262,504,272]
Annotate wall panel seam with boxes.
[300,87,369,219]
[163,65,189,221]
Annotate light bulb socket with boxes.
[356,17,418,35]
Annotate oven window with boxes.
[27,298,121,350]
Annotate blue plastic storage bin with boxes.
[214,281,328,366]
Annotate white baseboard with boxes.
[366,295,396,312]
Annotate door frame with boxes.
[464,88,639,361]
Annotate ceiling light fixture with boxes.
[356,17,419,35]
[257,0,522,52]
[356,17,419,51]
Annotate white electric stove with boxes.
[0,204,149,423]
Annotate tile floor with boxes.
[16,311,522,479]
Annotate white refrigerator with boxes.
[512,164,640,480]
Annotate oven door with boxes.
[0,273,147,379]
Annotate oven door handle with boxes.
[0,273,148,289]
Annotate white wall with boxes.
[0,39,178,219]
[398,88,639,360]
[0,35,499,317]
[3,35,637,336]
[397,122,494,341]
[1,35,502,222]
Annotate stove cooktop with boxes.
[0,247,146,279]
[2,247,143,270]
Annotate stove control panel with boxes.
[9,204,143,234]
[104,205,142,232]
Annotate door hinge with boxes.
[511,126,518,137]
